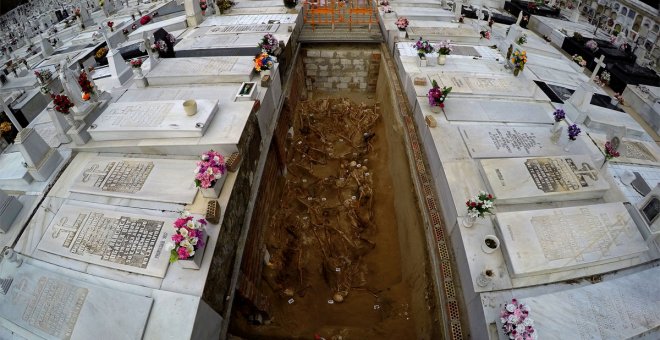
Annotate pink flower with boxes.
[514,336,523,340]
[198,218,207,225]
[514,308,523,318]
[177,246,190,259]
[172,234,184,243]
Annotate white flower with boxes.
[509,335,514,340]
[214,173,222,179]
[507,315,518,324]
[165,242,175,251]
[202,154,209,161]
[190,237,198,245]
[181,239,191,248]
[180,228,189,237]
[213,155,220,163]
[194,166,201,174]
[506,304,516,312]
[515,325,525,333]
[523,317,533,326]
[186,245,195,256]
[500,317,507,324]
[483,201,493,209]
[206,167,214,175]
[467,210,479,218]
[186,220,196,229]
[521,304,530,313]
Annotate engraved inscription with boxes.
[21,277,87,339]
[208,24,278,34]
[622,141,656,162]
[531,208,629,261]
[57,213,164,269]
[82,161,154,193]
[486,128,540,155]
[524,158,599,193]
[97,102,173,128]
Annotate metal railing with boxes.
[302,0,378,32]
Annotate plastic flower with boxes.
[253,52,274,72]
[553,108,565,122]
[427,80,452,110]
[414,37,434,56]
[396,17,409,29]
[604,141,620,160]
[194,150,227,188]
[567,124,581,140]
[170,212,207,262]
[465,191,495,218]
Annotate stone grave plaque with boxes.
[0,264,153,340]
[88,100,218,141]
[69,156,198,204]
[191,35,241,49]
[37,203,174,277]
[460,126,564,158]
[524,266,660,339]
[207,24,279,34]
[146,57,254,85]
[495,203,648,277]
[479,155,610,204]
[444,99,554,124]
[432,74,536,98]
[618,141,657,163]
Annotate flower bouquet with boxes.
[107,21,114,32]
[516,34,527,45]
[427,80,452,112]
[585,39,598,51]
[254,52,275,75]
[95,47,109,59]
[122,28,129,35]
[510,50,527,76]
[437,40,453,55]
[34,69,52,83]
[613,92,624,106]
[383,5,392,13]
[75,8,81,17]
[603,141,620,168]
[480,30,491,39]
[463,191,495,227]
[169,212,208,269]
[131,23,137,30]
[51,94,74,114]
[395,17,409,31]
[572,54,586,67]
[78,71,94,101]
[458,15,464,23]
[600,70,611,85]
[414,37,434,57]
[0,122,12,136]
[195,150,228,198]
[130,58,143,68]
[500,299,537,340]
[258,33,279,54]
[553,108,566,122]
[567,123,581,141]
[200,0,208,13]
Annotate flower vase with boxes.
[431,105,442,113]
[260,69,271,78]
[438,54,447,65]
[551,121,561,133]
[610,98,619,107]
[513,68,521,76]
[564,140,574,152]
[132,67,143,78]
[418,55,427,67]
[178,235,209,270]
[482,235,500,254]
[397,28,407,38]
[200,175,227,198]
[462,214,476,228]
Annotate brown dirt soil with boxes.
[230,92,436,340]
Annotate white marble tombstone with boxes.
[46,104,73,144]
[13,128,64,182]
[99,28,131,84]
[566,81,594,122]
[479,155,610,204]
[184,0,204,27]
[39,34,53,57]
[0,189,23,233]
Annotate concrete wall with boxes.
[302,44,381,92]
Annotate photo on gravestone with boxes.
[525,157,598,193]
[153,28,176,58]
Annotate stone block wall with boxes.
[302,44,381,92]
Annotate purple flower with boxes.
[553,108,565,122]
[567,124,581,140]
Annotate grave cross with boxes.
[51,217,78,238]
[589,55,606,82]
[81,163,108,182]
[515,11,523,26]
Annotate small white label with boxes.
[335,267,341,272]
[288,298,295,304]
[328,300,334,304]
[373,305,380,310]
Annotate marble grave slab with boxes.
[495,203,648,277]
[36,203,174,277]
[88,100,218,141]
[146,57,254,85]
[443,98,554,123]
[460,126,567,158]
[480,155,610,204]
[523,265,660,339]
[69,155,198,204]
[0,264,153,340]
